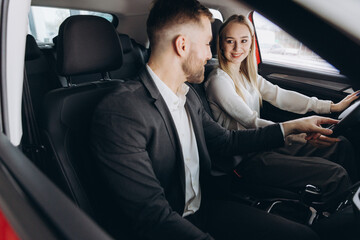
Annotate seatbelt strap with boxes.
[46,49,67,87]
[21,68,46,166]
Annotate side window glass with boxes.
[28,6,113,45]
[209,8,223,22]
[253,12,339,75]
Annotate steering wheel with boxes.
[328,100,360,137]
[353,183,360,214]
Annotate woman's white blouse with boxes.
[204,68,332,130]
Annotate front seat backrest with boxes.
[41,15,123,221]
[189,19,223,119]
[57,15,122,77]
[210,18,223,58]
[110,33,148,80]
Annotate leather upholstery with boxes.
[25,34,42,61]
[41,15,124,222]
[56,15,123,76]
[110,33,148,80]
[210,18,223,57]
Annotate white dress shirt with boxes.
[146,65,201,217]
[205,68,332,131]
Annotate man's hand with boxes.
[282,116,339,137]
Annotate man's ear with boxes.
[174,35,187,57]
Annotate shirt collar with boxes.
[146,64,189,111]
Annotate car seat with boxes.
[41,15,124,228]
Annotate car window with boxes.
[209,8,223,22]
[253,11,339,75]
[28,6,113,45]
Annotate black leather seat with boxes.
[41,15,124,223]
[52,32,148,85]
[210,18,223,59]
[23,35,62,166]
[52,35,104,86]
[25,34,62,120]
[204,18,222,80]
[110,33,149,80]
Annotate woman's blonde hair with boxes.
[217,14,262,104]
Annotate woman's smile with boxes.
[231,52,243,58]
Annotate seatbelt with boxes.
[46,49,67,87]
[21,68,46,167]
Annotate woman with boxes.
[205,15,359,200]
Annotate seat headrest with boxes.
[57,15,123,76]
[25,34,42,61]
[52,36,58,49]
[210,19,223,57]
[118,34,133,54]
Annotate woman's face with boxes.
[221,22,252,66]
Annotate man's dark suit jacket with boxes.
[91,67,285,240]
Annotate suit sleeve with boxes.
[91,96,213,240]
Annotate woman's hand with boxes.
[330,90,360,113]
[305,133,340,148]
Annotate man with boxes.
[91,0,347,239]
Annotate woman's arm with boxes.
[258,75,332,114]
[206,72,274,129]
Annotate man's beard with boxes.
[182,53,205,84]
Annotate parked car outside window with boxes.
[253,11,339,75]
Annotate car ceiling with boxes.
[30,0,360,40]
[31,0,251,17]
[32,0,152,15]
[295,0,360,44]
[30,0,360,88]
[30,0,252,47]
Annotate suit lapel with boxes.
[139,68,186,192]
[185,89,211,177]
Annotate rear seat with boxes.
[23,35,63,166]
[25,34,62,119]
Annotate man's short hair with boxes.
[147,0,213,46]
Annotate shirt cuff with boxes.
[279,123,285,140]
[316,99,332,114]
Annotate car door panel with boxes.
[0,133,113,240]
[258,61,351,122]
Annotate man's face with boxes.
[182,16,212,84]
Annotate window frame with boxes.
[28,6,116,45]
[250,11,341,77]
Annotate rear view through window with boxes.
[28,6,113,44]
[253,12,339,75]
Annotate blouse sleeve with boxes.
[206,71,274,129]
[257,75,332,114]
